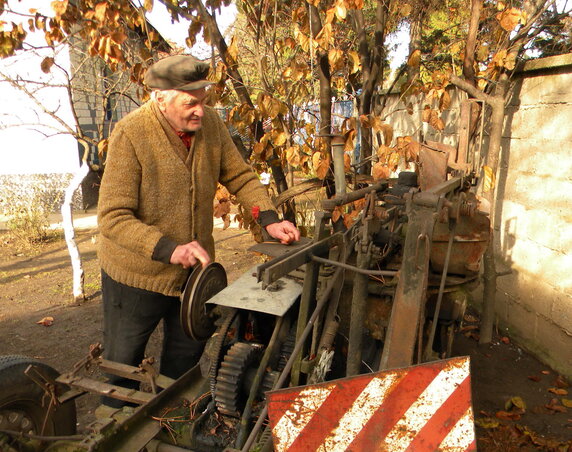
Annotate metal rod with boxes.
[235,316,284,449]
[241,266,344,452]
[310,254,397,277]
[424,221,457,361]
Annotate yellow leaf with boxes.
[94,2,108,22]
[328,48,344,71]
[110,31,127,44]
[497,1,506,11]
[505,396,527,411]
[51,0,68,17]
[40,56,54,73]
[312,152,330,180]
[335,2,347,20]
[376,144,391,160]
[348,50,360,74]
[343,209,360,228]
[496,7,525,32]
[285,146,301,167]
[482,165,496,193]
[400,4,412,16]
[562,399,572,408]
[475,418,500,429]
[144,0,154,12]
[36,316,54,327]
[476,44,490,62]
[273,130,288,147]
[407,49,421,68]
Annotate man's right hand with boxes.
[170,241,211,269]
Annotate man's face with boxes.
[159,88,207,133]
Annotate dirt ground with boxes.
[0,227,570,450]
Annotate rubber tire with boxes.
[0,355,77,436]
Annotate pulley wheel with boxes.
[180,262,227,341]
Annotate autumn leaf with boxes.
[40,56,54,73]
[335,2,347,20]
[94,2,108,22]
[332,206,343,223]
[495,410,522,420]
[344,153,351,172]
[285,146,301,167]
[400,4,412,16]
[359,114,371,128]
[222,214,231,230]
[51,0,68,17]
[548,387,568,396]
[144,0,154,12]
[422,105,431,122]
[312,152,330,180]
[348,50,360,74]
[406,102,414,115]
[505,396,526,411]
[407,49,421,68]
[482,165,496,193]
[528,375,541,382]
[343,209,360,228]
[496,7,526,32]
[474,418,500,429]
[213,199,231,218]
[561,399,572,408]
[554,375,569,388]
[372,162,390,180]
[376,144,391,160]
[36,316,54,327]
[439,91,451,111]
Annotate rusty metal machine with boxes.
[0,164,490,451]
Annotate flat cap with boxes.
[144,55,212,91]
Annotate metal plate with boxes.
[206,265,302,317]
[180,263,227,341]
[267,357,475,452]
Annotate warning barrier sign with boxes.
[267,356,475,451]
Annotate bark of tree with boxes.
[352,0,388,174]
[62,143,90,302]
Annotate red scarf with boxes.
[176,131,194,149]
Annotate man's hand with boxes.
[265,221,301,245]
[170,241,211,269]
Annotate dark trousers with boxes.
[101,270,203,408]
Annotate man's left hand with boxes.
[265,221,301,245]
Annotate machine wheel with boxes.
[214,342,261,417]
[0,356,76,437]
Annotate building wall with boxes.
[493,55,572,378]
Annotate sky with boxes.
[146,2,238,58]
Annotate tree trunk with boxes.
[61,144,90,302]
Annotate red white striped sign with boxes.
[267,356,475,451]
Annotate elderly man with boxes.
[97,55,299,407]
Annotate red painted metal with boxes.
[267,357,475,452]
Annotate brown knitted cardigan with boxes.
[97,101,276,297]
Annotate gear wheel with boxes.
[205,309,238,395]
[215,342,261,417]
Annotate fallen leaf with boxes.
[464,314,478,323]
[545,398,567,413]
[495,410,522,420]
[562,399,572,408]
[528,375,541,382]
[548,387,568,396]
[541,370,551,375]
[505,396,526,412]
[475,417,500,429]
[36,316,54,327]
[501,336,510,344]
[555,375,570,389]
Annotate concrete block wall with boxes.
[495,58,572,378]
